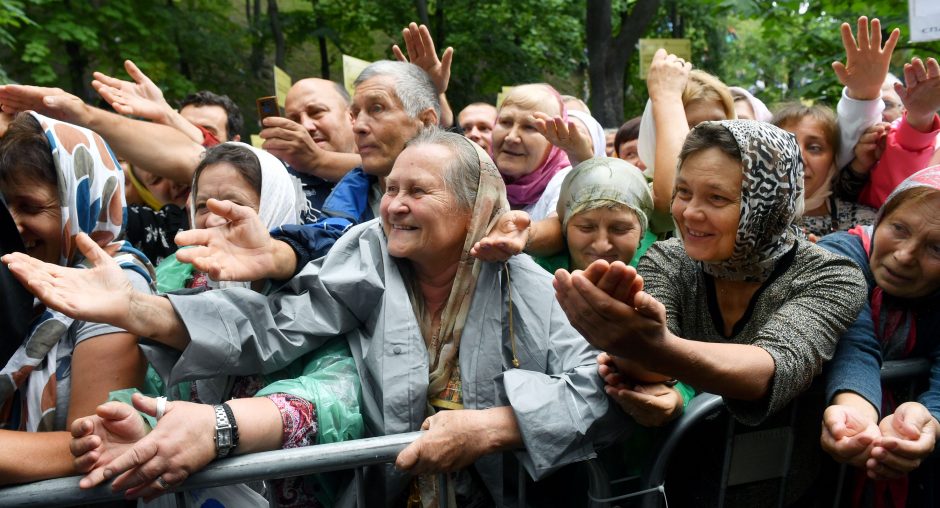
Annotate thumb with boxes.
[206,198,256,224]
[131,393,158,417]
[97,400,137,421]
[892,408,922,440]
[832,62,848,84]
[633,290,665,320]
[75,233,111,268]
[395,441,420,471]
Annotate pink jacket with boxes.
[859,113,940,208]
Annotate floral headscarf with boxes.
[499,84,571,207]
[0,112,155,432]
[556,157,652,234]
[682,120,804,283]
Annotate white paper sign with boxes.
[910,0,940,43]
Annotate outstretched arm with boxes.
[647,49,692,214]
[2,233,190,350]
[259,116,361,182]
[92,60,204,144]
[0,84,204,184]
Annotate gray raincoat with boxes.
[161,220,625,505]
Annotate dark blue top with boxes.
[818,231,940,421]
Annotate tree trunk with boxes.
[414,0,430,27]
[247,0,265,79]
[311,0,329,79]
[586,0,661,127]
[268,0,285,68]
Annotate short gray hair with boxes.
[405,127,481,211]
[354,60,441,120]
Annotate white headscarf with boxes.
[567,110,607,158]
[729,87,773,123]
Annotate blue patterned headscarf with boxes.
[0,112,155,432]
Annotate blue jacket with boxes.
[272,167,374,273]
[819,232,940,422]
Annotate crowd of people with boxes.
[0,13,937,508]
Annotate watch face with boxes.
[217,431,232,448]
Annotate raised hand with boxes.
[392,22,453,94]
[175,198,294,282]
[895,57,940,132]
[646,48,691,103]
[532,112,594,166]
[867,402,938,479]
[92,60,172,123]
[70,401,150,488]
[832,16,900,100]
[852,121,890,174]
[0,84,91,125]
[2,233,136,327]
[470,210,532,262]
[820,403,881,468]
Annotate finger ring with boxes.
[156,396,167,420]
[156,476,170,490]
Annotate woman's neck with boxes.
[414,261,460,315]
[804,200,829,217]
[712,278,763,337]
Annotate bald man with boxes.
[458,102,497,153]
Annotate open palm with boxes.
[92,60,171,121]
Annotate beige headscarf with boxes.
[404,136,510,410]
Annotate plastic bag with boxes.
[155,250,195,294]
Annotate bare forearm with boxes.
[0,431,74,485]
[439,93,454,128]
[651,97,689,213]
[480,407,523,453]
[526,217,565,256]
[227,398,283,454]
[163,109,208,144]
[905,112,939,133]
[125,293,191,350]
[84,108,204,184]
[650,333,775,401]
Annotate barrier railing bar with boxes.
[0,431,423,508]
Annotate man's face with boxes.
[458,104,496,153]
[284,79,356,153]
[350,75,422,176]
[180,104,232,141]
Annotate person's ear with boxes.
[417,107,439,129]
[233,134,241,142]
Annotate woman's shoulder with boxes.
[790,237,868,289]
[638,237,693,269]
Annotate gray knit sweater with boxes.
[638,237,867,425]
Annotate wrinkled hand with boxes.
[0,84,91,124]
[71,401,150,488]
[852,121,889,173]
[554,261,662,358]
[174,199,283,282]
[598,352,671,386]
[2,233,136,327]
[260,116,323,171]
[820,404,881,468]
[605,383,682,427]
[532,112,594,164]
[867,402,938,480]
[92,60,172,122]
[392,22,453,94]
[89,394,216,502]
[646,49,691,101]
[895,57,940,131]
[470,210,531,262]
[832,16,900,100]
[396,409,504,474]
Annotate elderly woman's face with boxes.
[193,162,261,230]
[870,193,940,299]
[2,176,61,264]
[492,104,553,179]
[672,147,743,263]
[566,206,642,270]
[381,144,471,272]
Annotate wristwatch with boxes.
[213,403,239,458]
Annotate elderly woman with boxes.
[4,129,619,505]
[492,84,572,220]
[0,112,154,484]
[819,166,940,506]
[555,120,867,503]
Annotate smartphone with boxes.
[256,96,280,123]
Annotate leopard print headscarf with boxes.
[694,120,804,283]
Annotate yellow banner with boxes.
[638,39,692,79]
[274,66,292,108]
[250,134,264,149]
[342,55,372,97]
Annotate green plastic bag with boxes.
[155,249,195,293]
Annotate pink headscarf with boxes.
[499,84,571,207]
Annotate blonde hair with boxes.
[683,70,736,120]
[500,84,562,116]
